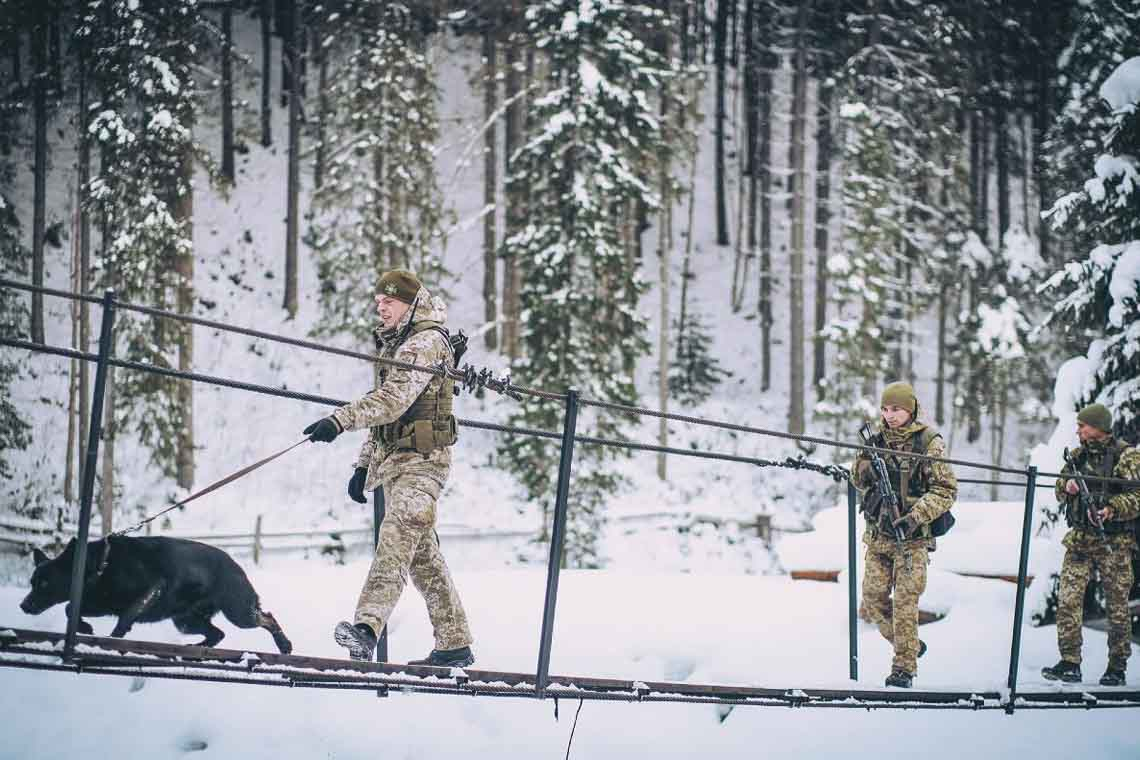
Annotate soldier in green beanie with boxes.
[1043,403,1140,687]
[303,269,475,668]
[852,381,957,688]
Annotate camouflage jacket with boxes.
[332,286,453,492]
[1055,437,1140,551]
[852,419,958,552]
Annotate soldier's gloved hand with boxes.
[304,416,342,443]
[347,467,368,504]
[892,513,921,538]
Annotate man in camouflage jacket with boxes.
[304,269,474,668]
[852,382,957,689]
[1042,403,1140,687]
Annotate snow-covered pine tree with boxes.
[0,191,31,482]
[499,0,673,566]
[816,2,966,440]
[1041,56,1140,441]
[80,0,212,502]
[668,308,730,407]
[308,2,446,345]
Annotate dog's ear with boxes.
[32,548,49,566]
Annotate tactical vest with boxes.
[1063,439,1132,535]
[864,427,955,538]
[373,319,458,457]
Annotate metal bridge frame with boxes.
[0,279,1132,711]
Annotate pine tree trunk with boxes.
[996,98,1009,245]
[812,81,833,393]
[713,0,729,246]
[758,66,773,392]
[1033,19,1052,262]
[314,19,329,189]
[283,0,301,319]
[482,30,498,350]
[260,0,273,147]
[744,0,758,316]
[221,4,235,183]
[935,279,948,425]
[31,18,47,345]
[175,145,195,489]
[502,11,522,361]
[65,196,79,504]
[101,367,116,536]
[787,1,809,436]
[77,47,91,484]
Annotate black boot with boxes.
[885,669,913,688]
[409,645,474,668]
[1041,660,1082,683]
[918,640,927,658]
[1099,667,1126,687]
[334,621,377,662]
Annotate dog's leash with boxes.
[107,438,311,539]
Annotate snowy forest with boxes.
[0,0,1138,570]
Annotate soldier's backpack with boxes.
[913,429,956,538]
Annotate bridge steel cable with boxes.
[5,276,1139,487]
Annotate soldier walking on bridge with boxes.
[1042,403,1140,687]
[853,382,957,689]
[303,269,474,668]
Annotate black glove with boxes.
[892,513,922,539]
[304,416,342,443]
[348,467,368,504]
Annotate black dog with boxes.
[20,535,293,654]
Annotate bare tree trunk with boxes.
[787,1,809,436]
[812,81,833,394]
[996,97,1009,247]
[314,17,330,189]
[502,9,523,361]
[65,194,79,504]
[31,18,47,345]
[260,0,273,147]
[77,45,92,484]
[283,0,301,319]
[758,66,773,391]
[175,145,195,489]
[101,367,116,536]
[482,29,498,350]
[935,279,948,425]
[713,0,729,246]
[221,3,235,183]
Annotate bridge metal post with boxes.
[64,290,115,661]
[1006,465,1038,714]
[371,485,389,665]
[536,387,580,694]
[848,480,858,681]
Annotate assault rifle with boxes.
[1062,448,1107,540]
[859,424,907,544]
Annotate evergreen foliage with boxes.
[668,309,730,407]
[0,190,31,480]
[80,0,212,479]
[499,0,673,566]
[1041,57,1140,441]
[308,2,447,344]
[816,2,967,439]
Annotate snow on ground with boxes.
[0,552,1137,759]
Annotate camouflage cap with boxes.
[1077,403,1112,433]
[377,269,422,305]
[881,382,917,414]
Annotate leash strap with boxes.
[110,439,311,538]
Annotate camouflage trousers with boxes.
[354,472,473,651]
[862,541,929,675]
[1056,542,1134,668]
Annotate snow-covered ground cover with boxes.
[0,552,1137,759]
